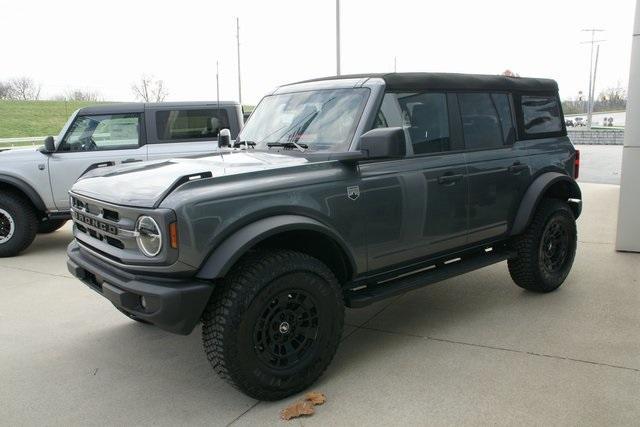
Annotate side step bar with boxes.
[344,247,516,308]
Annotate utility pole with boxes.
[581,29,605,128]
[336,0,341,75]
[236,18,242,106]
[394,56,397,73]
[216,60,220,111]
[591,45,600,120]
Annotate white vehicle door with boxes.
[48,112,147,210]
[146,107,232,160]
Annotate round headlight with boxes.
[136,216,162,257]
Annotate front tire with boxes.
[0,192,38,257]
[508,199,577,292]
[202,249,344,401]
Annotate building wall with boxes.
[567,129,625,145]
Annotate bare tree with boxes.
[64,89,101,102]
[501,69,520,77]
[0,81,11,99]
[131,75,168,102]
[8,77,41,100]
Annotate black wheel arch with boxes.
[511,171,581,236]
[0,174,47,214]
[196,214,357,284]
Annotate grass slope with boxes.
[0,100,105,139]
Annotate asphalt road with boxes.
[577,144,623,185]
[1,182,639,425]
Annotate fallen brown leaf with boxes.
[280,400,315,421]
[304,392,326,405]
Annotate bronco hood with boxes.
[71,151,309,207]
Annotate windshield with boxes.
[239,88,369,152]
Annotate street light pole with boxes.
[336,0,341,75]
[581,29,605,128]
[236,17,242,106]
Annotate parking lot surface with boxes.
[1,182,639,426]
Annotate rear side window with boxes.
[156,109,229,141]
[459,93,504,150]
[521,95,562,134]
[491,94,516,145]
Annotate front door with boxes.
[361,91,468,273]
[48,113,147,210]
[457,92,530,243]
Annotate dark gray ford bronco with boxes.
[66,73,581,400]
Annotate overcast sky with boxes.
[0,0,635,105]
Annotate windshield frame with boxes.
[238,85,375,153]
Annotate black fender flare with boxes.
[196,214,357,280]
[0,174,47,212]
[510,172,582,236]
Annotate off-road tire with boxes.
[37,219,67,234]
[115,306,151,324]
[508,199,577,292]
[0,192,38,257]
[202,249,344,401]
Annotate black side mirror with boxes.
[218,128,231,148]
[359,127,406,159]
[43,136,55,153]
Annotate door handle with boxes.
[508,162,528,174]
[122,158,142,164]
[437,173,463,186]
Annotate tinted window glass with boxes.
[459,93,503,150]
[398,92,450,154]
[60,114,140,152]
[374,93,405,129]
[491,93,515,145]
[521,95,562,134]
[156,109,229,141]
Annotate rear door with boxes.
[459,92,530,244]
[361,92,468,272]
[146,106,235,160]
[48,113,147,210]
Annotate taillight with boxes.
[574,150,580,179]
[168,222,179,249]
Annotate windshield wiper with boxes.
[233,140,256,148]
[266,142,309,151]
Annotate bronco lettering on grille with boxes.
[74,212,118,235]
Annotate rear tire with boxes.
[202,249,344,401]
[508,199,577,292]
[0,192,38,257]
[37,218,67,234]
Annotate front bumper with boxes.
[67,241,213,335]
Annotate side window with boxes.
[491,93,516,145]
[398,92,450,154]
[459,93,503,150]
[60,114,140,152]
[374,93,405,129]
[155,109,230,142]
[520,95,562,134]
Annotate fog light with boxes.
[140,296,147,310]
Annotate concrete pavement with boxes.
[1,182,639,425]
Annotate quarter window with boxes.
[521,95,562,134]
[155,109,230,141]
[60,114,140,152]
[459,93,504,150]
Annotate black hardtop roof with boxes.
[77,101,240,115]
[294,72,558,93]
